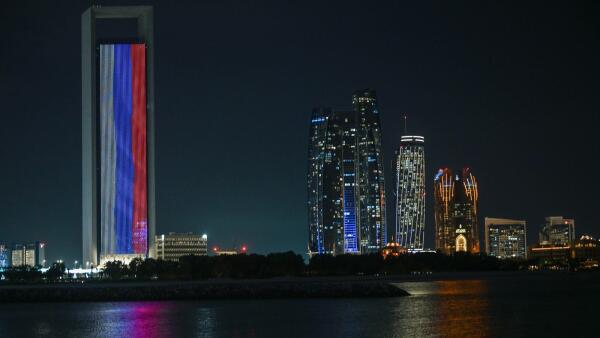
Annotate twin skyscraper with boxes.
[307,90,426,256]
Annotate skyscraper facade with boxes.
[434,168,480,254]
[353,89,386,253]
[395,135,426,250]
[484,218,527,259]
[0,244,9,268]
[82,6,156,266]
[539,216,575,246]
[307,90,386,256]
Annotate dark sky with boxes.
[1,1,599,264]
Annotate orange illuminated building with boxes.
[381,242,407,258]
[434,168,480,255]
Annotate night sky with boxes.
[1,1,599,264]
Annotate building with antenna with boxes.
[395,134,426,250]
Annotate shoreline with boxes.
[2,270,598,303]
[0,279,408,303]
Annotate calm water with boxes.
[0,273,598,337]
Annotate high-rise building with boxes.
[0,244,9,268]
[353,89,386,253]
[484,218,527,259]
[307,90,386,256]
[539,216,575,246]
[82,6,156,266]
[155,233,208,262]
[395,135,426,250]
[307,109,357,255]
[10,242,45,267]
[434,168,480,254]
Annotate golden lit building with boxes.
[381,242,408,258]
[434,168,480,255]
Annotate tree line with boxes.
[1,251,537,283]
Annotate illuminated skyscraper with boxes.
[82,6,156,266]
[353,89,386,253]
[307,109,358,255]
[539,216,575,246]
[307,90,387,256]
[434,168,480,254]
[0,243,9,268]
[395,135,426,250]
[485,218,527,259]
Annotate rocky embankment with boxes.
[0,279,409,302]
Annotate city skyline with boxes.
[1,1,599,264]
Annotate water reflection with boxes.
[391,280,490,337]
[433,280,490,337]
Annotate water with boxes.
[0,273,598,337]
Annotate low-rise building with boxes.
[571,235,600,269]
[539,216,575,246]
[212,245,247,256]
[11,242,46,267]
[485,218,527,259]
[155,233,208,262]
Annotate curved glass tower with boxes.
[353,89,386,253]
[307,89,387,256]
[395,135,425,250]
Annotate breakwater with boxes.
[0,279,409,302]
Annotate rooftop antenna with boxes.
[403,114,408,135]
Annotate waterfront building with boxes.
[0,243,9,268]
[539,216,575,246]
[484,218,527,259]
[307,90,386,256]
[212,246,247,255]
[529,245,571,266]
[155,233,208,262]
[82,6,156,266]
[395,135,426,250]
[571,235,600,268]
[434,168,480,254]
[10,242,45,267]
[381,242,408,259]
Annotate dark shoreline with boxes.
[2,270,598,303]
[0,279,408,303]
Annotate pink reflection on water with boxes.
[123,302,175,338]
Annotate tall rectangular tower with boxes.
[395,135,426,250]
[353,89,386,253]
[82,6,155,266]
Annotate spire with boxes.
[403,114,408,135]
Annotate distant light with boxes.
[241,246,247,252]
[213,247,218,251]
[202,234,208,240]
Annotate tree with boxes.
[45,262,66,281]
[103,260,129,280]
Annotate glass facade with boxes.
[353,90,386,253]
[307,90,387,256]
[395,136,426,249]
[0,244,8,268]
[434,168,480,254]
[485,218,527,259]
[539,216,575,246]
